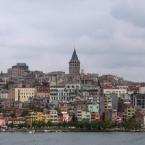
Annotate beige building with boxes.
[124,105,135,120]
[104,94,112,111]
[49,110,59,123]
[31,112,51,123]
[9,87,36,103]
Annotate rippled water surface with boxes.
[0,132,145,145]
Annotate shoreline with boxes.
[1,128,145,133]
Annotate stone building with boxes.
[69,49,80,76]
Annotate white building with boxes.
[50,83,80,103]
[103,87,127,97]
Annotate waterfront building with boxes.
[104,94,118,110]
[103,94,112,111]
[88,104,99,113]
[76,110,91,122]
[7,117,26,126]
[81,111,91,122]
[135,111,145,128]
[111,110,117,122]
[49,110,59,123]
[59,112,70,123]
[103,94,118,121]
[0,117,6,127]
[91,112,100,121]
[123,105,135,120]
[31,112,51,123]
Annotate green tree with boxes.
[123,117,141,130]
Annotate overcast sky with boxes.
[0,0,145,81]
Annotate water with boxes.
[0,132,145,145]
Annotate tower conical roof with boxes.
[70,49,79,61]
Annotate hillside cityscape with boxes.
[0,49,145,131]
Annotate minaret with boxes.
[69,49,80,76]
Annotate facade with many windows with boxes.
[131,94,145,109]
[9,87,36,103]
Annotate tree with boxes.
[90,121,98,129]
[123,116,141,130]
[32,120,46,128]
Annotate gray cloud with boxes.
[111,0,145,28]
[0,0,145,81]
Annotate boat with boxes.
[29,130,35,134]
